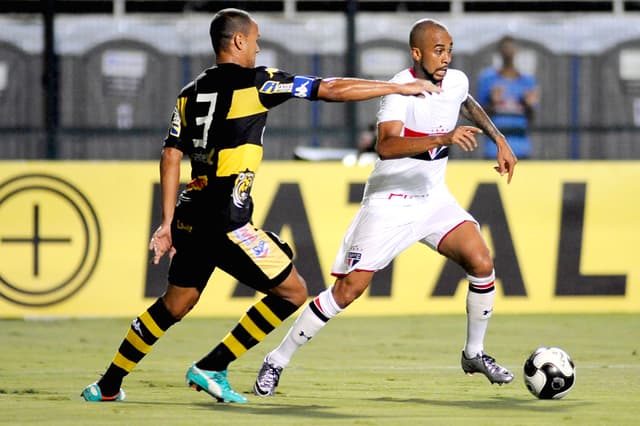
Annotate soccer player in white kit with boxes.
[254,18,518,397]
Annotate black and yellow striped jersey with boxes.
[163,62,321,232]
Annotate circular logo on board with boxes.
[0,174,101,306]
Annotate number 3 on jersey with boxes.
[194,92,218,149]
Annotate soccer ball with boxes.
[523,346,576,399]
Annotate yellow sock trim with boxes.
[113,352,137,373]
[126,329,151,354]
[139,311,164,339]
[254,300,283,328]
[222,333,247,358]
[239,315,267,341]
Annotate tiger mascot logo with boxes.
[232,169,255,208]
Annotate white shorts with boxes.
[331,185,477,276]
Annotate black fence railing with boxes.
[1,1,637,14]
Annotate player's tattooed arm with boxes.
[460,94,505,144]
[461,94,518,183]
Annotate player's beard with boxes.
[421,65,442,85]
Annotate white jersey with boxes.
[364,68,469,201]
[331,68,477,276]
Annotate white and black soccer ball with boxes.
[523,346,576,399]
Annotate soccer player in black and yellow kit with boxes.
[81,8,439,403]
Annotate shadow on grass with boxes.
[368,395,591,412]
[125,400,368,420]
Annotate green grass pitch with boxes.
[1,314,638,425]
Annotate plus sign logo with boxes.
[0,174,101,306]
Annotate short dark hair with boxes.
[409,18,448,48]
[209,8,252,54]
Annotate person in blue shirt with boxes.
[477,36,539,159]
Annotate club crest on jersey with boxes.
[428,146,447,159]
[404,128,449,161]
[292,76,314,98]
[347,251,362,269]
[232,169,255,208]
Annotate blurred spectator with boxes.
[476,36,539,159]
[343,123,378,166]
[357,122,377,155]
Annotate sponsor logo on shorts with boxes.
[232,225,259,246]
[251,239,270,259]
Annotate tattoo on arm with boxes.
[461,95,503,142]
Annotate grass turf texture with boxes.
[1,314,638,425]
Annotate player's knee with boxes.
[333,277,367,308]
[162,289,200,320]
[274,269,308,307]
[466,252,494,278]
[289,273,308,307]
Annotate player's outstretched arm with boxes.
[460,94,518,183]
[317,77,441,102]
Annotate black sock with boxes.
[98,298,177,395]
[196,294,298,371]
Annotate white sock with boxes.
[268,286,343,368]
[463,270,496,359]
